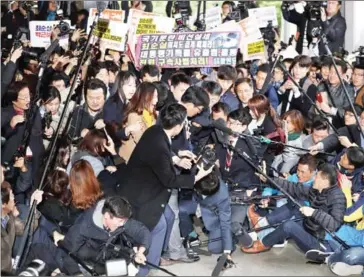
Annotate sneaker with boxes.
[273,240,287,248]
[305,249,334,264]
[183,236,201,248]
[329,262,363,276]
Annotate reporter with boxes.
[243,164,346,254]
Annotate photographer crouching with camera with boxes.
[282,1,346,56]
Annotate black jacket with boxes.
[273,177,346,239]
[1,61,17,101]
[66,104,104,140]
[117,125,195,230]
[216,135,260,190]
[318,11,347,56]
[1,105,44,177]
[61,199,151,275]
[37,196,83,233]
[322,124,362,154]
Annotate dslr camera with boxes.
[197,146,217,171]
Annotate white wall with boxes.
[343,1,364,52]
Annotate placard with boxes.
[88,8,124,24]
[248,7,278,28]
[87,8,127,51]
[246,40,265,60]
[29,20,70,48]
[127,9,174,62]
[135,32,240,69]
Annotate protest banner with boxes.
[29,20,71,48]
[245,40,265,61]
[87,8,127,51]
[127,9,174,63]
[189,5,222,30]
[135,31,240,69]
[248,6,278,28]
[88,8,124,23]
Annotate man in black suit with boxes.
[117,103,213,276]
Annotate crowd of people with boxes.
[1,0,364,276]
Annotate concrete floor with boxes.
[153,243,337,276]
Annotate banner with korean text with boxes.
[127,9,174,63]
[135,31,240,69]
[29,20,71,48]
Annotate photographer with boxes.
[60,196,151,275]
[281,1,346,56]
[243,163,346,254]
[179,172,234,262]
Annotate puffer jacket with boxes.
[272,177,346,239]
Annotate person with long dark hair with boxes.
[248,94,284,166]
[119,82,158,162]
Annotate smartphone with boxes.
[316,92,323,103]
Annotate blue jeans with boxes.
[266,201,302,225]
[179,197,198,238]
[262,220,321,253]
[329,247,364,267]
[137,204,175,276]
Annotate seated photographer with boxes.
[243,163,346,254]
[309,106,364,154]
[179,172,233,260]
[59,196,151,276]
[248,154,317,243]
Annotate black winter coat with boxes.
[273,177,346,239]
[61,199,151,275]
[117,125,195,230]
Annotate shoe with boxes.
[241,240,271,254]
[183,236,201,248]
[170,256,200,263]
[329,262,363,276]
[305,249,334,264]
[160,257,176,267]
[247,204,261,228]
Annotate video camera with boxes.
[226,1,257,22]
[306,1,327,20]
[355,46,364,67]
[172,1,190,31]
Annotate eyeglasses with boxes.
[353,73,364,77]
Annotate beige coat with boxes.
[119,113,152,163]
